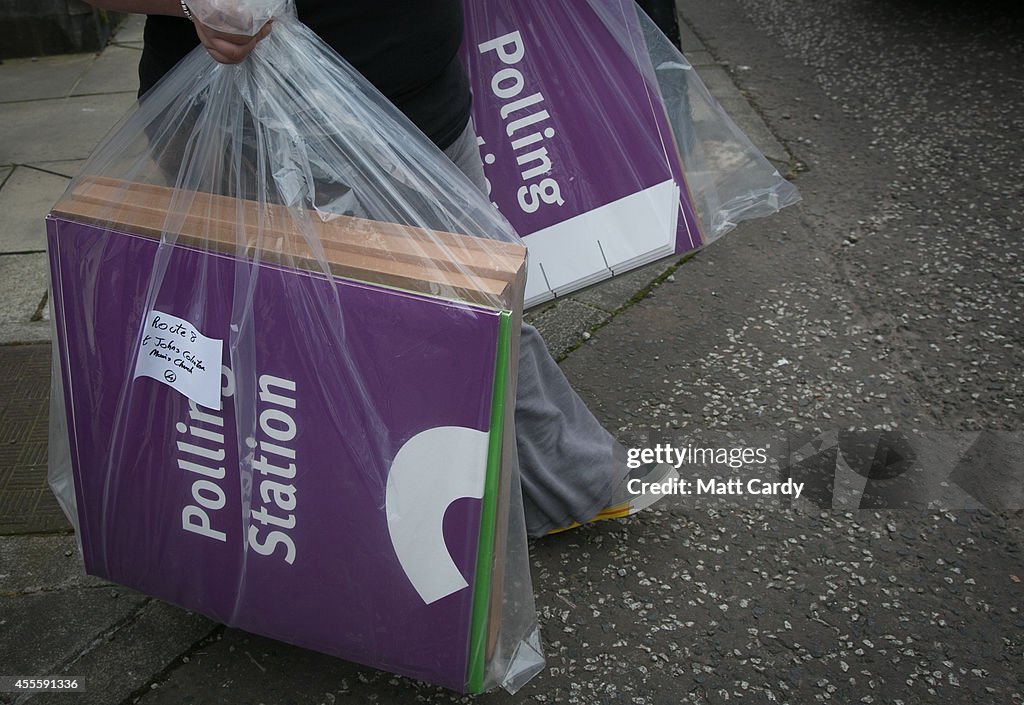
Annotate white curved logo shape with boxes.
[385,426,491,605]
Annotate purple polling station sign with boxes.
[46,215,512,691]
[462,0,704,306]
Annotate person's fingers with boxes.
[199,35,252,64]
[203,47,235,64]
[209,27,262,46]
[199,36,248,64]
[201,39,245,65]
[194,20,272,64]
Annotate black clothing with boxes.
[635,0,681,48]
[139,0,471,149]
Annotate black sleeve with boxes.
[138,1,472,150]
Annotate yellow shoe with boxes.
[547,463,679,535]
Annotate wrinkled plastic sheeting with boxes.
[187,0,289,35]
[45,0,539,694]
[593,0,801,237]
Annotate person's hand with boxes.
[193,18,271,64]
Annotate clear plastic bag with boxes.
[45,2,541,693]
[598,0,802,235]
[186,0,288,35]
[462,0,800,305]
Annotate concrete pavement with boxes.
[0,14,142,346]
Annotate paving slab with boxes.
[0,535,108,594]
[53,600,217,705]
[113,13,147,45]
[684,63,790,164]
[0,92,137,164]
[693,62,744,102]
[72,45,141,96]
[0,588,147,677]
[0,166,10,183]
[716,94,791,163]
[23,159,86,180]
[571,256,678,313]
[0,167,69,253]
[134,627,459,705]
[525,298,611,360]
[0,54,94,104]
[682,49,716,67]
[676,15,706,53]
[0,253,49,324]
[0,322,51,346]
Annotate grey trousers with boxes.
[444,122,626,537]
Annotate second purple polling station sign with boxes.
[462,0,704,306]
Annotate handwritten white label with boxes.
[133,310,223,410]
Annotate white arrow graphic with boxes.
[385,426,491,605]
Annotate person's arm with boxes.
[82,0,271,64]
[82,0,184,16]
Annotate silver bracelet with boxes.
[180,0,194,21]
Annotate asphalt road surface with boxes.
[124,1,1023,704]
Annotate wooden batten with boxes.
[51,176,527,310]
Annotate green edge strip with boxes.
[467,311,512,693]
